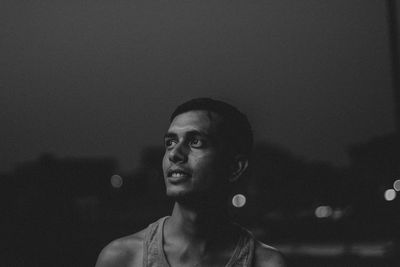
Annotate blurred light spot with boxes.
[111,174,123,188]
[384,189,396,201]
[332,209,344,220]
[274,241,392,258]
[232,194,246,208]
[315,205,333,218]
[351,242,390,257]
[296,244,344,257]
[393,179,400,191]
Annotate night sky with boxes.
[1,1,397,173]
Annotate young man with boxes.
[96,98,285,267]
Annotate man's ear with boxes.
[229,155,249,182]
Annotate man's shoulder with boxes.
[95,228,147,267]
[253,240,286,267]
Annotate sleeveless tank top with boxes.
[142,217,255,267]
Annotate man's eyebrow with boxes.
[164,132,177,139]
[186,130,211,138]
[164,130,212,139]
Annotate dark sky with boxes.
[1,1,397,172]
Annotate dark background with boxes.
[1,1,399,266]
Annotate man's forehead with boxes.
[167,110,222,134]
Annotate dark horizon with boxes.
[3,137,399,266]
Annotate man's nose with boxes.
[168,142,188,163]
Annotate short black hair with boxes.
[170,98,253,156]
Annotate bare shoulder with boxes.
[95,228,147,267]
[253,240,286,267]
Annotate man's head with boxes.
[162,98,253,203]
[170,98,253,157]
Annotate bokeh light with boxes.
[384,189,396,201]
[110,174,123,188]
[232,194,246,208]
[393,179,400,191]
[332,209,344,220]
[315,205,333,218]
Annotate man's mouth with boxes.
[167,169,191,179]
[171,172,187,178]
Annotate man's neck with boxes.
[163,201,238,266]
[165,201,231,242]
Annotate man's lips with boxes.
[167,168,191,181]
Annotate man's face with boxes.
[162,110,229,200]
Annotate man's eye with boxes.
[165,139,176,148]
[190,138,204,148]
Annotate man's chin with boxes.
[166,188,192,200]
[166,189,221,208]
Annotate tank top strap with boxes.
[142,216,170,267]
[225,226,255,267]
